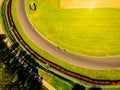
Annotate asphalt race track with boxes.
[6,0,120,85]
[16,0,120,70]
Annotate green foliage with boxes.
[29,3,36,11]
[0,35,44,90]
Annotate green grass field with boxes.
[10,0,120,82]
[26,0,120,57]
[1,0,120,89]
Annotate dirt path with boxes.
[43,80,56,90]
[0,0,2,6]
[0,25,3,34]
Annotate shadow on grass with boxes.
[89,87,102,90]
[72,83,85,90]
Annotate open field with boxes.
[11,0,120,80]
[26,0,120,57]
[10,0,120,80]
[10,0,120,82]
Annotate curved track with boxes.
[6,0,120,85]
[17,0,120,69]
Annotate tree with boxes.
[0,34,6,40]
[12,42,19,49]
[29,3,36,11]
[19,50,26,57]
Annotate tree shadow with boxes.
[89,87,102,90]
[72,83,85,90]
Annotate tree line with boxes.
[0,34,46,90]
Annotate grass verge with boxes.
[38,68,73,90]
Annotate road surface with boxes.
[17,0,120,69]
